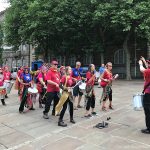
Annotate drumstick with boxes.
[42,91,47,99]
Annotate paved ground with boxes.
[0,80,149,150]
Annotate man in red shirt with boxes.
[139,57,150,134]
[43,60,60,119]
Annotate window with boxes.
[114,49,125,64]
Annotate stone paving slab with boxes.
[0,80,149,150]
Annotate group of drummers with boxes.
[1,57,150,133]
[18,60,118,127]
[1,60,117,127]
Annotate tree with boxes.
[94,0,150,80]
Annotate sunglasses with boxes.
[53,64,58,66]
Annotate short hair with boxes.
[76,61,81,66]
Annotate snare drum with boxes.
[133,94,144,110]
[79,83,86,93]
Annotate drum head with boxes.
[28,88,38,94]
[79,83,86,90]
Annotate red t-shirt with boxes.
[144,69,150,94]
[17,70,23,78]
[86,71,95,86]
[37,72,47,82]
[3,71,11,80]
[46,68,60,92]
[0,74,4,86]
[61,75,74,87]
[100,70,112,87]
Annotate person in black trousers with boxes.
[84,64,96,117]
[139,57,150,134]
[58,66,76,127]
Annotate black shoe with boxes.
[91,112,97,115]
[141,129,150,134]
[70,119,76,124]
[52,111,55,116]
[19,111,23,114]
[39,104,43,108]
[29,107,35,110]
[43,113,49,119]
[58,121,67,127]
[1,99,6,106]
[5,95,8,98]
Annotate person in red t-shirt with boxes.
[100,62,114,111]
[16,66,24,95]
[139,57,150,134]
[57,66,76,127]
[84,64,96,117]
[37,66,47,108]
[43,60,60,119]
[0,68,6,105]
[3,66,11,98]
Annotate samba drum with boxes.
[79,82,86,93]
[0,87,6,99]
[28,87,38,94]
[28,87,38,104]
[133,94,144,110]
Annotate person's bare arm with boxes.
[139,60,146,73]
[141,56,148,68]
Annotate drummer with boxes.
[3,66,11,98]
[0,68,6,105]
[84,64,96,117]
[57,66,76,127]
[16,66,24,95]
[100,62,115,111]
[19,67,33,113]
[72,61,85,109]
[43,60,60,119]
[36,66,47,108]
[139,57,150,134]
[59,66,65,78]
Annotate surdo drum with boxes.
[133,94,144,110]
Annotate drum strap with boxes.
[143,82,150,93]
[64,76,68,89]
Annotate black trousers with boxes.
[43,92,59,114]
[143,93,150,130]
[59,98,73,121]
[86,94,95,111]
[19,87,28,112]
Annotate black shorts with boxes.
[73,85,83,97]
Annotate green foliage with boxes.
[3,0,150,62]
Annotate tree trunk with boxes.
[123,32,132,80]
[100,52,104,64]
[147,41,150,58]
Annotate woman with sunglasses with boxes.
[19,67,33,113]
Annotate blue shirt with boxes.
[99,67,105,75]
[72,68,83,79]
[21,73,32,83]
